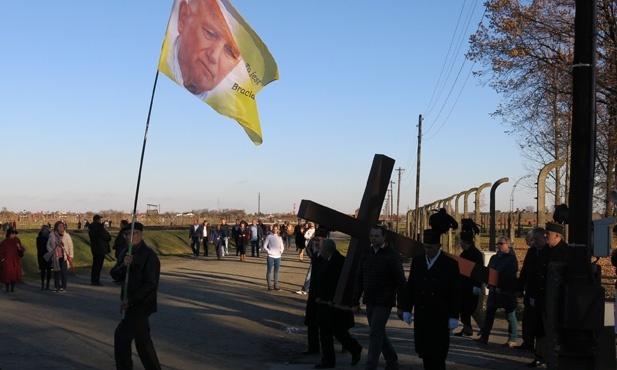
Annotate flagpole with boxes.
[122,70,160,317]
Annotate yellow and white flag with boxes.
[159,0,278,145]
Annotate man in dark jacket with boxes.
[88,215,111,286]
[400,229,461,370]
[188,219,203,258]
[314,239,362,369]
[529,222,568,368]
[515,228,544,351]
[302,229,326,355]
[352,225,406,370]
[454,229,483,337]
[110,222,161,370]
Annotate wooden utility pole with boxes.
[414,115,423,239]
[396,167,404,233]
[389,181,395,228]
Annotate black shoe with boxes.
[454,329,473,337]
[302,349,319,355]
[90,282,104,286]
[314,363,334,369]
[527,359,545,368]
[351,349,361,366]
[473,338,488,345]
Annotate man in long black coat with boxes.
[302,230,325,355]
[89,215,111,286]
[516,228,544,351]
[314,239,362,368]
[400,229,461,370]
[454,230,483,337]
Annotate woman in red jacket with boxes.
[0,227,25,292]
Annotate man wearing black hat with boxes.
[528,222,568,368]
[352,225,406,370]
[88,215,111,286]
[400,229,461,370]
[110,222,161,370]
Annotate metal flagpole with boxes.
[122,70,160,317]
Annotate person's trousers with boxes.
[301,265,312,292]
[266,257,281,285]
[91,253,105,284]
[365,305,399,369]
[223,237,229,255]
[482,305,518,342]
[307,324,320,352]
[53,258,68,289]
[422,356,446,370]
[114,310,161,370]
[521,298,536,345]
[251,240,260,256]
[214,242,223,259]
[319,316,362,366]
[202,239,208,256]
[190,238,200,256]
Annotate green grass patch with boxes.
[15,229,193,280]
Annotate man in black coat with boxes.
[111,222,161,370]
[314,239,362,369]
[88,215,111,286]
[400,229,461,370]
[188,219,203,258]
[302,228,326,355]
[454,229,483,337]
[515,228,544,351]
[529,222,568,368]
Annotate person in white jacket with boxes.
[263,225,285,291]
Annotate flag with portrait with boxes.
[159,0,278,145]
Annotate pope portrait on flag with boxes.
[159,0,278,145]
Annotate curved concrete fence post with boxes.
[489,177,509,251]
[475,183,492,228]
[537,160,566,228]
[464,188,478,219]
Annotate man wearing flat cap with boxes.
[110,222,161,370]
[399,229,461,370]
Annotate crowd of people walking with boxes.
[1,211,607,369]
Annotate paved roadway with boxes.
[1,251,535,369]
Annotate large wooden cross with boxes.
[297,154,516,307]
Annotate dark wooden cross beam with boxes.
[297,154,516,307]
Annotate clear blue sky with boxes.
[0,1,536,215]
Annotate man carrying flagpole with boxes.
[110,222,161,370]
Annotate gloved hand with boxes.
[403,312,413,325]
[472,286,481,296]
[529,298,535,308]
[448,318,459,331]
